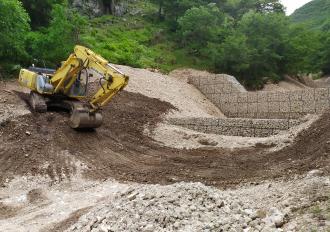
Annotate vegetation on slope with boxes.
[291,0,330,30]
[82,15,211,73]
[0,0,329,89]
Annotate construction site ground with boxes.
[0,66,329,231]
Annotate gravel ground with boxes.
[0,171,328,232]
[0,82,31,125]
[117,65,225,118]
[66,172,330,232]
[0,103,30,126]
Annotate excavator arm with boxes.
[50,45,129,111]
[74,46,129,110]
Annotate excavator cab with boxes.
[68,71,88,98]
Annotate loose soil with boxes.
[0,87,329,188]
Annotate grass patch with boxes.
[80,13,212,73]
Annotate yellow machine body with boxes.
[18,45,129,129]
[19,69,38,92]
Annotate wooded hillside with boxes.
[0,0,329,88]
[291,0,330,30]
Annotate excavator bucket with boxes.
[68,102,103,129]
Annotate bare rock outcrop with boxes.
[70,0,129,17]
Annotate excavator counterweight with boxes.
[18,45,129,129]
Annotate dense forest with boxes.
[291,0,330,30]
[0,0,329,88]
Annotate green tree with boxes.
[222,0,284,19]
[21,0,63,29]
[237,11,288,86]
[210,11,289,88]
[284,24,323,75]
[209,32,252,84]
[150,0,165,19]
[26,2,87,66]
[0,0,30,62]
[320,20,330,74]
[321,31,330,74]
[257,0,284,13]
[177,4,227,54]
[152,0,212,25]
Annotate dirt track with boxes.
[0,87,329,188]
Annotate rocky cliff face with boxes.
[71,0,104,17]
[70,0,129,17]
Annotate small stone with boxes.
[264,208,285,228]
[217,201,225,208]
[190,205,197,211]
[256,210,267,219]
[122,187,134,196]
[96,216,106,222]
[306,169,324,178]
[230,202,240,210]
[25,131,31,136]
[223,224,230,231]
[197,138,218,146]
[143,224,154,232]
[244,209,254,216]
[127,192,139,201]
[274,216,285,228]
[99,224,111,232]
[24,154,29,158]
[318,221,326,227]
[173,221,180,229]
[169,177,178,182]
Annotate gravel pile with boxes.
[117,65,225,118]
[66,182,288,232]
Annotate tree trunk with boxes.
[158,0,163,20]
[103,0,115,15]
[110,0,115,15]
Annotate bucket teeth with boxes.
[68,102,103,129]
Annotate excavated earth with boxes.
[0,68,330,231]
[0,83,329,188]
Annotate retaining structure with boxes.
[168,118,301,138]
[188,72,330,119]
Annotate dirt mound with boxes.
[0,90,174,184]
[119,65,225,118]
[0,86,329,187]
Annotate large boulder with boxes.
[71,0,104,17]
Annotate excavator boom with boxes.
[73,46,129,109]
[18,45,129,129]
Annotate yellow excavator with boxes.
[18,45,129,129]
